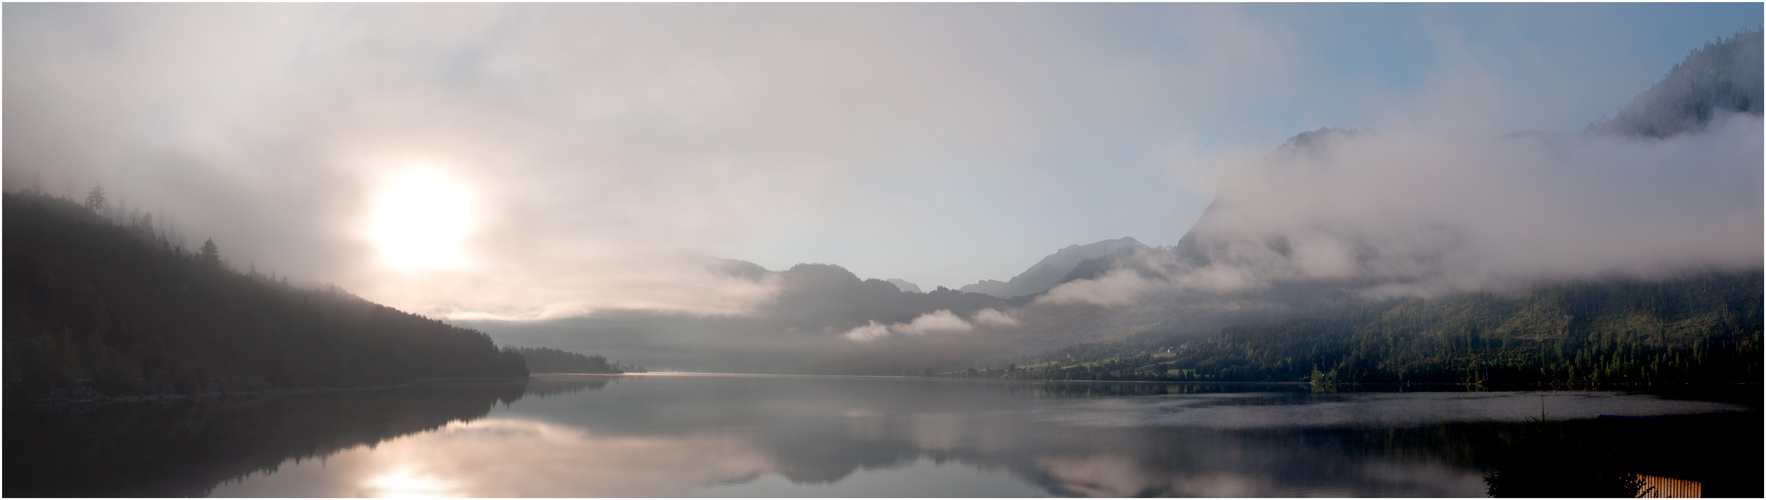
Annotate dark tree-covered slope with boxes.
[508,346,631,374]
[3,191,527,401]
[1588,30,1763,138]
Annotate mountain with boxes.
[3,190,528,401]
[886,279,923,293]
[1588,31,1762,139]
[1054,31,1766,300]
[951,32,1766,383]
[959,237,1145,299]
[766,263,1004,327]
[461,262,1010,374]
[474,32,1763,379]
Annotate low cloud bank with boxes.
[843,308,1019,342]
[972,308,1022,328]
[1038,269,1164,308]
[366,253,787,321]
[1041,113,1764,308]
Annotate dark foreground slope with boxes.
[508,346,635,374]
[3,191,527,401]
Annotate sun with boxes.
[368,169,474,270]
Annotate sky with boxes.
[4,3,1760,320]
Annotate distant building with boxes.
[1637,474,1700,498]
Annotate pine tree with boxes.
[85,184,107,213]
[200,239,221,267]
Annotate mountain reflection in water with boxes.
[5,374,1759,497]
[5,379,543,497]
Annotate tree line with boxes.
[505,346,643,374]
[948,271,1761,385]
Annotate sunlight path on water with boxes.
[210,418,779,497]
[362,465,466,498]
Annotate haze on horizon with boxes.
[5,3,1760,321]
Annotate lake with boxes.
[6,374,1759,497]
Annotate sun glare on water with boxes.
[368,169,474,270]
[363,465,464,498]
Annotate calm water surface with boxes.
[7,374,1759,497]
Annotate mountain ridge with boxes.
[959,237,1145,299]
[948,31,1765,382]
[1589,30,1762,138]
[1056,30,1765,300]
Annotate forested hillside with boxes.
[1589,30,1762,138]
[938,32,1766,385]
[507,346,640,374]
[966,272,1761,384]
[3,190,528,401]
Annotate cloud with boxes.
[1192,116,1762,295]
[842,321,892,342]
[841,309,977,342]
[896,310,974,336]
[362,253,787,321]
[1042,112,1762,309]
[7,4,1756,321]
[3,4,1264,318]
[1037,269,1166,308]
[971,308,1021,328]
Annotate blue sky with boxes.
[5,3,1760,318]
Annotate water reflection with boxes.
[7,375,1759,497]
[215,418,775,497]
[1032,390,1744,429]
[4,380,531,497]
[362,465,467,498]
[520,375,618,399]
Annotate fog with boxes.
[1032,30,1764,311]
[5,3,1277,319]
[1039,114,1762,309]
[6,4,1761,373]
[8,4,1755,322]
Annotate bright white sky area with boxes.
[5,3,1759,319]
